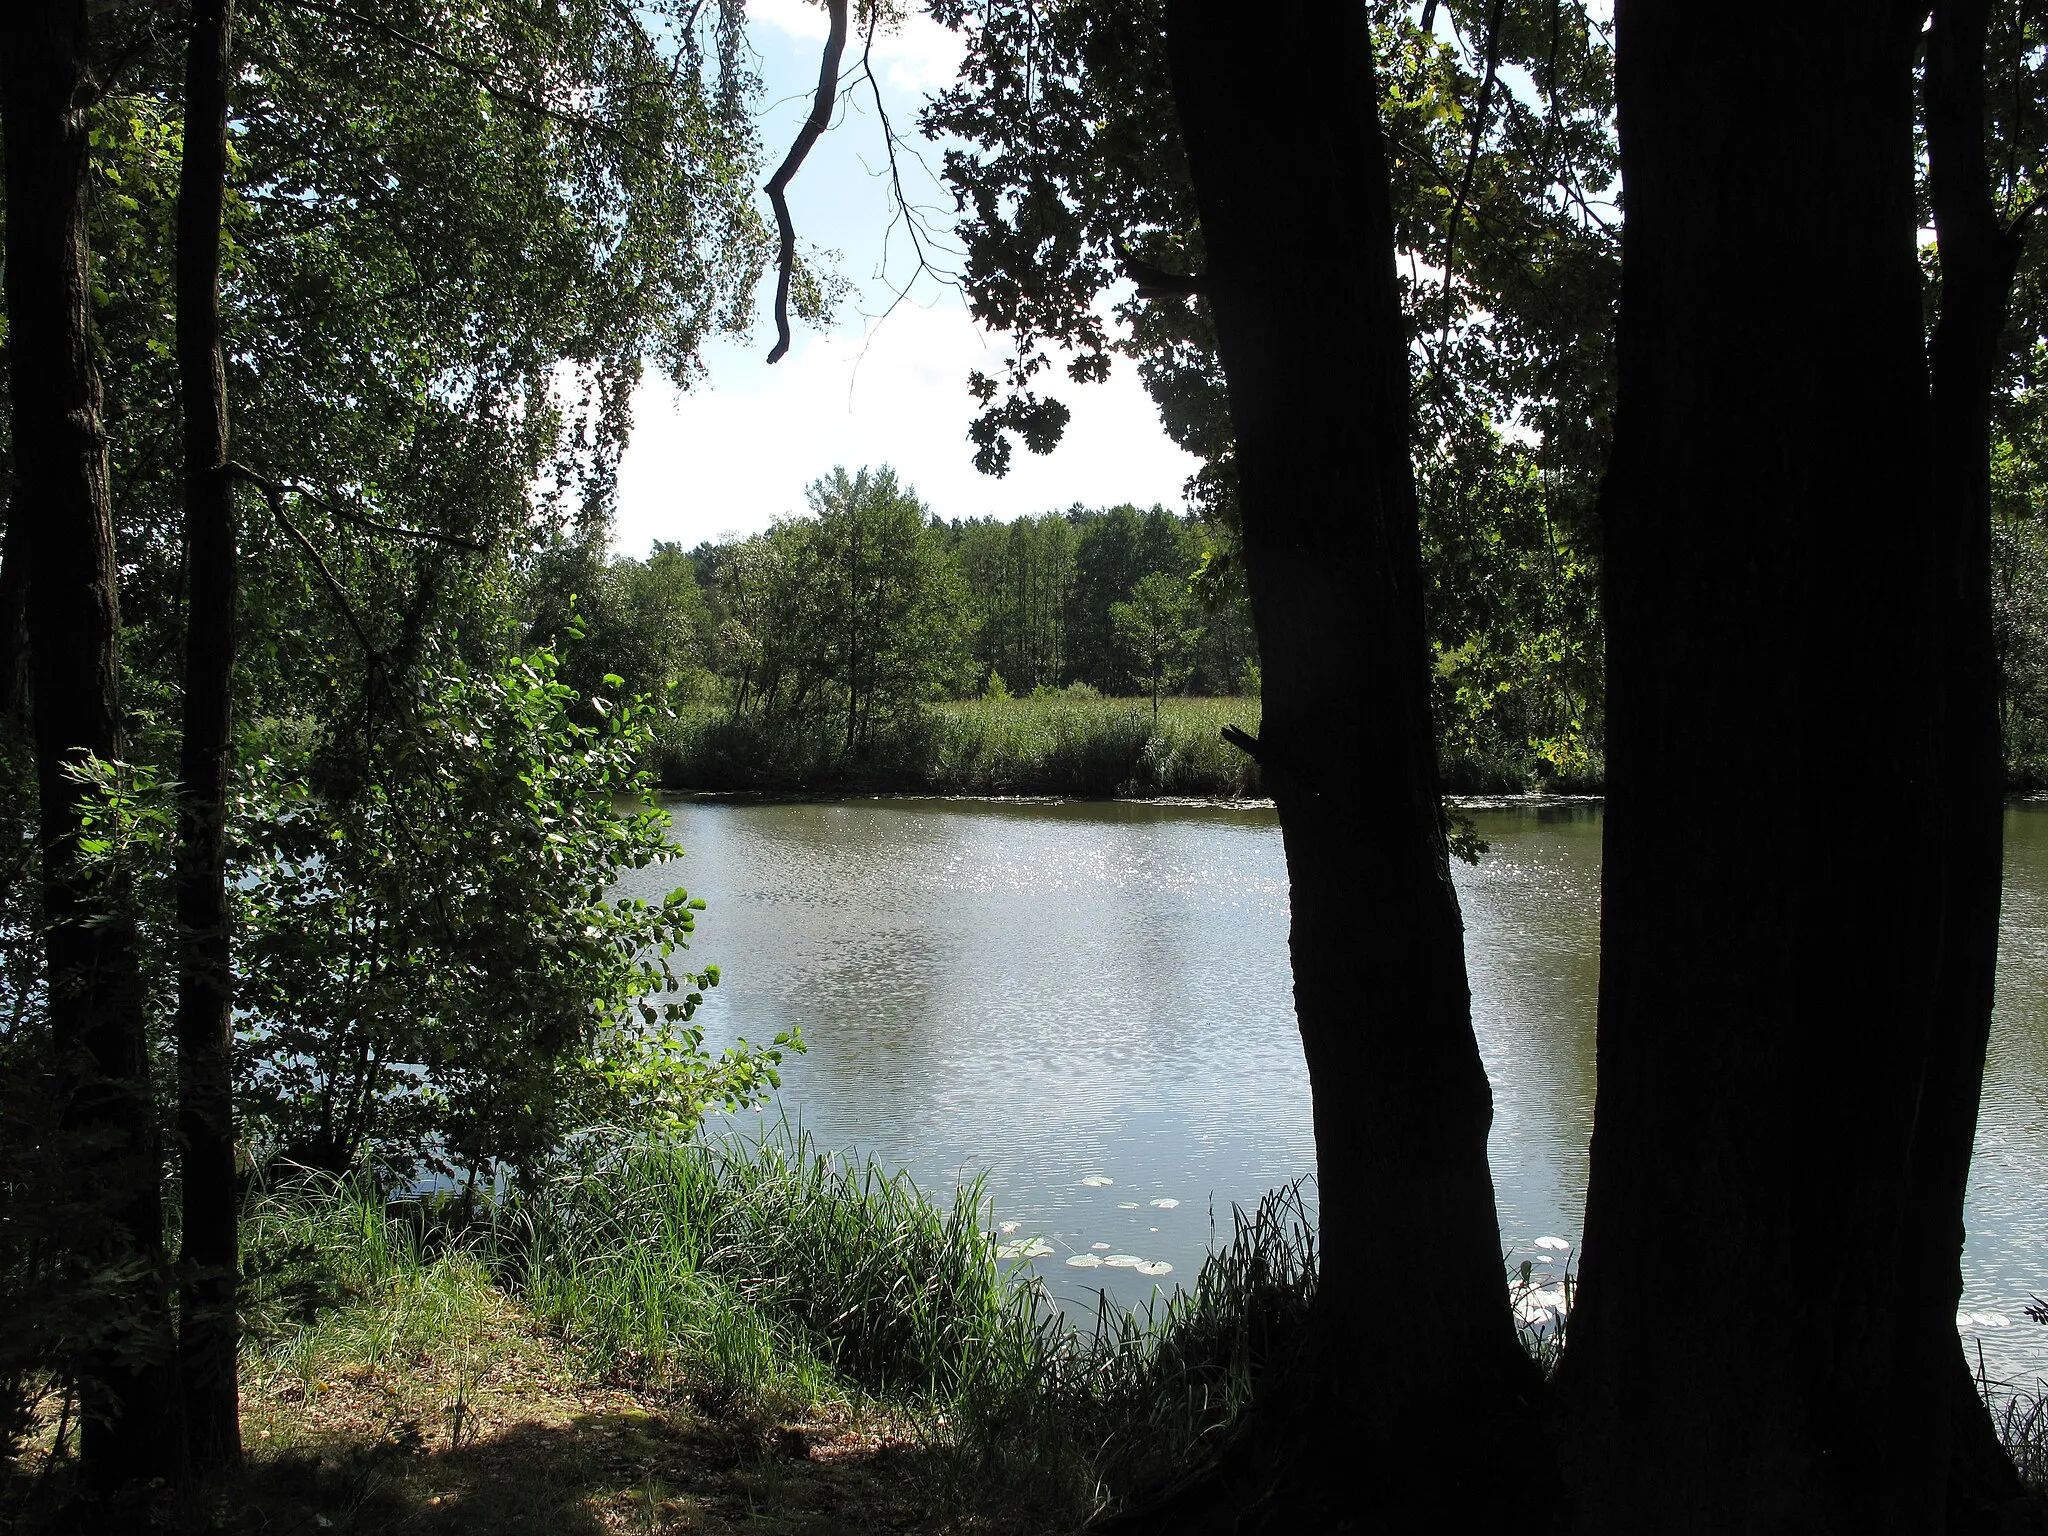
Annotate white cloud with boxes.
[747,0,966,95]
[608,0,1197,555]
[614,300,1201,554]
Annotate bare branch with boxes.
[854,3,959,325]
[764,0,851,364]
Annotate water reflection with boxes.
[612,795,2048,1379]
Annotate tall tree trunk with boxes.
[0,488,28,723]
[1561,5,1954,1528]
[0,0,175,1484]
[174,0,244,1479]
[1149,0,1543,1523]
[1917,2,2031,1527]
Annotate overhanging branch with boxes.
[764,0,850,363]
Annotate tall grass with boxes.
[237,1125,1318,1518]
[492,1126,1319,1517]
[651,697,1266,799]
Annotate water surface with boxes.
[615,797,2048,1379]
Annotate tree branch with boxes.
[224,462,484,552]
[1439,0,1508,352]
[271,0,665,162]
[764,0,850,363]
[1117,239,1207,297]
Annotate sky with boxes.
[611,0,1202,556]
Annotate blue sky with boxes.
[611,0,1201,555]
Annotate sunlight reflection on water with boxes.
[612,795,2048,1378]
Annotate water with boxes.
[613,796,2048,1379]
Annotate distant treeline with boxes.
[524,467,1257,759]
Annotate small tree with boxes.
[1111,571,1203,723]
[237,636,794,1188]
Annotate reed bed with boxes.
[651,696,1265,799]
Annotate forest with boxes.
[7,0,2048,1533]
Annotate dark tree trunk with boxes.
[1918,2,2032,1528]
[0,0,174,1485]
[1149,0,1543,1523]
[1562,4,1956,1529]
[0,489,28,723]
[174,0,244,1480]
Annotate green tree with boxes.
[1065,504,1196,691]
[529,540,715,710]
[806,467,971,754]
[237,637,792,1187]
[926,0,1614,774]
[1111,571,1202,722]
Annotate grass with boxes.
[1,1125,1314,1532]
[15,1128,2040,1530]
[651,696,1266,799]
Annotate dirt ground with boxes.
[5,1314,1049,1535]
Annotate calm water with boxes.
[615,797,2048,1380]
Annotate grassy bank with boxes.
[4,1127,1320,1532]
[653,697,1267,799]
[13,1128,2040,1531]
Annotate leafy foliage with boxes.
[236,636,794,1185]
[710,467,972,753]
[921,0,1616,777]
[1112,571,1202,720]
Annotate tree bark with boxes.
[1918,2,2031,1527]
[1153,0,1543,1523]
[1,0,175,1485]
[0,487,28,723]
[174,0,244,1480]
[1561,4,1955,1528]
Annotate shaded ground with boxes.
[4,1306,1042,1536]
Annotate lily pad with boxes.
[1117,1202,1140,1210]
[1534,1235,1573,1252]
[1081,1175,1115,1187]
[1149,1198,1180,1209]
[1135,1260,1173,1277]
[1066,1254,1102,1269]
[997,1220,1021,1235]
[1102,1254,1144,1268]
[1091,1242,1111,1250]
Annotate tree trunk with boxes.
[1918,2,2032,1527]
[0,490,28,724]
[1561,5,1956,1528]
[1,0,175,1485]
[173,0,244,1480]
[1152,0,1544,1523]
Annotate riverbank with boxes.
[3,1128,1321,1533]
[651,697,1604,799]
[10,1128,2045,1531]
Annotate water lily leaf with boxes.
[1135,1261,1173,1277]
[1081,1175,1115,1187]
[1149,1198,1180,1209]
[1066,1254,1102,1268]
[1102,1254,1143,1268]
